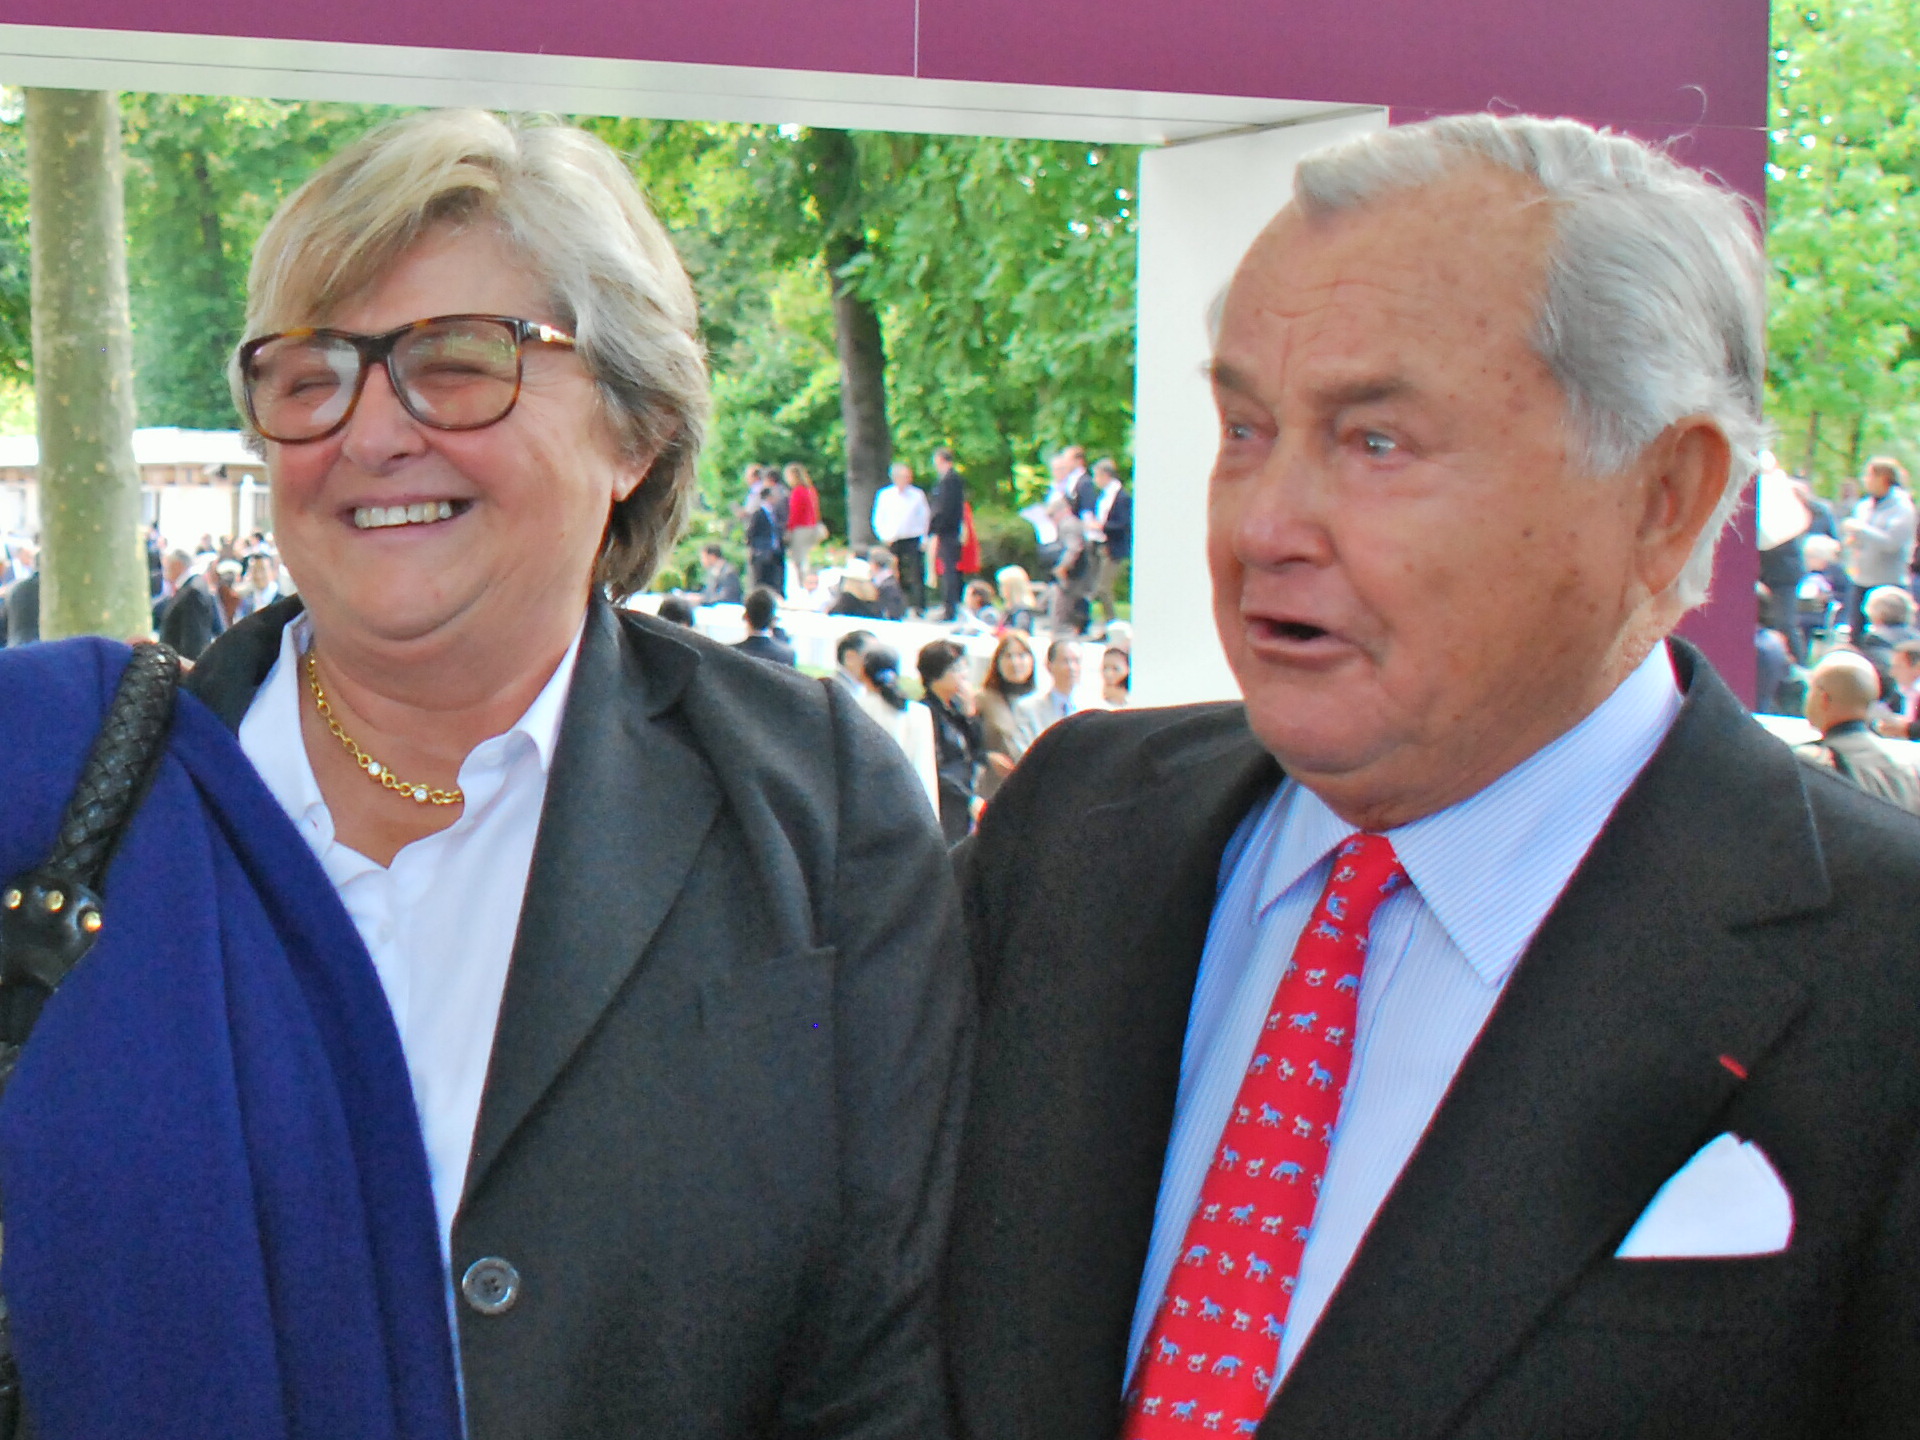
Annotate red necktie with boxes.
[1121,833,1407,1438]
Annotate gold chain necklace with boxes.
[305,651,464,807]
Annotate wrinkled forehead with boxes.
[1217,167,1557,389]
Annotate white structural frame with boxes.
[0,22,1387,704]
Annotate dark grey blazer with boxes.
[948,639,1920,1440]
[188,595,970,1440]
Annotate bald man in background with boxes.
[1796,650,1920,813]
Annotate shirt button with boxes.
[461,1257,521,1315]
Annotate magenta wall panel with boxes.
[11,0,1767,138]
[0,0,918,78]
[917,0,1767,130]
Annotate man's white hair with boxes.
[1291,114,1766,609]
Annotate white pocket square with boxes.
[1614,1133,1794,1259]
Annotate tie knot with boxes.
[1319,833,1408,931]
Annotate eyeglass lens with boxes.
[246,318,524,442]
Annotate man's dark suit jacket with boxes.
[187,596,971,1440]
[948,640,1920,1439]
[734,631,798,667]
[930,470,967,546]
[157,582,227,660]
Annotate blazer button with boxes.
[461,1257,521,1315]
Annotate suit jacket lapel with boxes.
[462,599,718,1202]
[1264,645,1821,1438]
[181,595,304,730]
[963,711,1280,1440]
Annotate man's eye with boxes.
[1360,431,1398,459]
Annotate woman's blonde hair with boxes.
[233,108,708,597]
[996,565,1036,609]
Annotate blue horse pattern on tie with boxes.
[1122,834,1408,1440]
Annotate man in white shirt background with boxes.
[949,113,1920,1440]
[871,462,931,615]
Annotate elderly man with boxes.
[1796,650,1920,813]
[949,114,1920,1440]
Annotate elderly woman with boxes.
[3,110,966,1440]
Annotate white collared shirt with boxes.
[871,483,932,543]
[1125,643,1684,1391]
[237,611,583,1258]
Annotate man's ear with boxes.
[1634,417,1734,598]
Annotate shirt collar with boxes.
[1253,642,1683,987]
[256,609,583,804]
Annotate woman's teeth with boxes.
[353,501,456,530]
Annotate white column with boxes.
[1129,110,1386,707]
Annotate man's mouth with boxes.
[1265,620,1331,643]
[351,500,467,530]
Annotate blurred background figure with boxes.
[918,638,984,843]
[695,542,743,605]
[744,479,786,596]
[928,448,968,621]
[1840,457,1914,640]
[656,596,695,626]
[1086,458,1132,639]
[854,643,940,815]
[953,578,1001,633]
[782,463,824,584]
[1100,645,1131,708]
[832,628,872,696]
[1796,650,1920,813]
[1,540,37,647]
[871,464,930,615]
[995,565,1039,632]
[732,587,795,666]
[158,556,242,659]
[974,632,1037,801]
[1014,638,1083,750]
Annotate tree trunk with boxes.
[827,233,891,549]
[1803,410,1821,482]
[805,128,892,549]
[1845,411,1866,482]
[27,88,147,642]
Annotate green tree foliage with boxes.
[1767,0,1920,485]
[581,118,1139,554]
[120,95,400,430]
[0,90,34,393]
[864,135,1138,506]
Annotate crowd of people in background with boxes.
[709,442,1132,638]
[1,526,293,658]
[656,441,1142,845]
[1755,452,1920,813]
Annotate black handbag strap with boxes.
[0,641,179,1439]
[0,641,181,1065]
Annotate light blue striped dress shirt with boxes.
[1124,643,1684,1394]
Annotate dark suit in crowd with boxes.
[187,596,971,1440]
[2,571,38,647]
[746,502,785,596]
[930,467,968,621]
[949,641,1920,1440]
[157,582,229,661]
[733,630,797,667]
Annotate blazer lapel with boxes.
[963,710,1281,1440]
[1265,645,1821,1438]
[180,595,305,730]
[462,600,718,1201]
